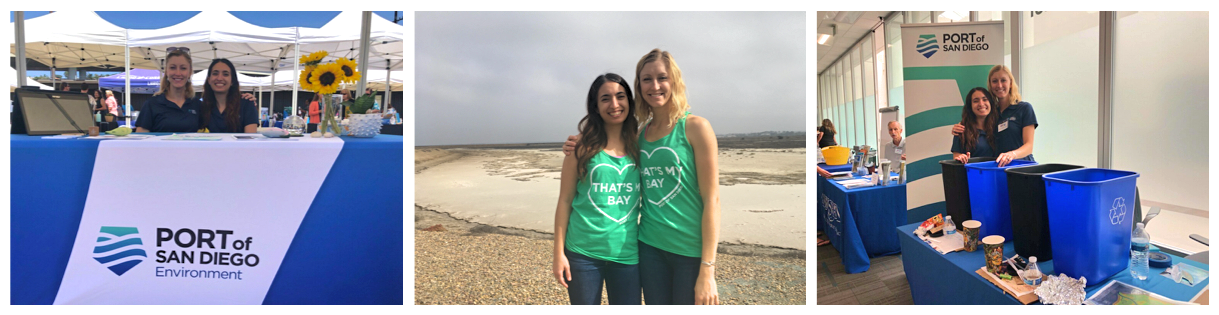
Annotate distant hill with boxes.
[718,131,806,138]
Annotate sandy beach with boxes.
[414,141,807,305]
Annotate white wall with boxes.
[1113,11,1209,212]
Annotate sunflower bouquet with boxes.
[299,51,362,137]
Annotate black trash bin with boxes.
[1004,163,1084,260]
[939,156,996,231]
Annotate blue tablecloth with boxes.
[10,134,404,305]
[898,222,1209,304]
[818,163,852,174]
[817,174,907,273]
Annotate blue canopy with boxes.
[98,69,161,94]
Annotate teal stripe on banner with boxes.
[908,201,947,224]
[909,153,954,183]
[903,65,996,107]
[906,107,964,137]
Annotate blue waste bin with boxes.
[1043,168,1139,283]
[964,160,1037,240]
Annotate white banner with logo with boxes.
[899,22,1004,218]
[54,136,343,304]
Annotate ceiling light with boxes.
[818,25,836,45]
[940,11,966,22]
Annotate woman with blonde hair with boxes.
[563,49,721,305]
[103,90,120,117]
[135,47,202,132]
[950,65,1038,166]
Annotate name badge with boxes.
[998,121,1009,133]
[895,148,903,154]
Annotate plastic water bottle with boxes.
[1023,256,1044,285]
[1130,223,1151,280]
[943,215,957,235]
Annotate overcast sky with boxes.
[416,12,805,146]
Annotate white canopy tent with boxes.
[297,11,403,71]
[10,66,53,92]
[13,11,404,125]
[127,11,299,73]
[190,69,265,91]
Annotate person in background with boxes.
[309,93,322,124]
[135,47,201,132]
[87,88,101,117]
[817,119,837,148]
[951,87,1000,163]
[882,121,906,163]
[104,90,120,117]
[61,84,72,92]
[199,58,258,133]
[365,87,374,96]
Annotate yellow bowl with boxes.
[821,146,849,165]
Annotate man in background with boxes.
[882,121,906,163]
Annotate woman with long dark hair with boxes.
[199,58,258,133]
[552,73,643,305]
[951,87,1000,163]
[949,65,1037,166]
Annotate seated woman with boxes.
[952,87,1000,163]
[199,58,258,133]
[136,48,201,132]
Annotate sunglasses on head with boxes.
[166,47,191,54]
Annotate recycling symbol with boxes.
[1109,197,1127,225]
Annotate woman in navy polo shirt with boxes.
[136,48,202,133]
[200,58,258,133]
[950,65,1037,167]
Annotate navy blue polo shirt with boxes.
[951,129,997,158]
[135,94,202,132]
[995,101,1038,161]
[203,99,259,133]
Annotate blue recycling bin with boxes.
[964,160,1037,240]
[1043,168,1140,283]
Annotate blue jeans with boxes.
[564,249,641,305]
[638,241,701,305]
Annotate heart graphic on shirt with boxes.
[640,146,683,206]
[587,163,639,224]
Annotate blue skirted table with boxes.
[10,134,403,305]
[817,174,907,273]
[898,222,1209,304]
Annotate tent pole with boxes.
[291,28,299,117]
[270,65,276,123]
[125,29,131,127]
[15,12,27,89]
[384,61,390,111]
[355,11,372,95]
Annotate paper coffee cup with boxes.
[983,235,1006,274]
[962,220,982,252]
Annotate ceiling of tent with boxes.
[13,11,403,87]
[10,11,159,70]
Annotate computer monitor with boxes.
[12,89,96,135]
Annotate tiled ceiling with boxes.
[816,11,891,75]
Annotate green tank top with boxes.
[566,150,641,264]
[638,112,705,258]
